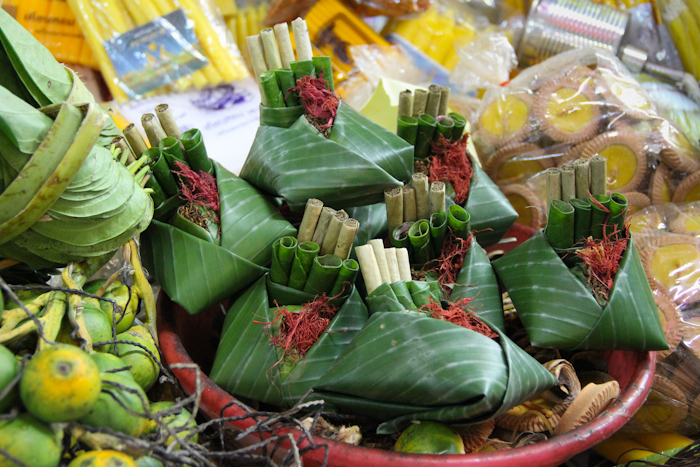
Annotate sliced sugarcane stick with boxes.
[297,198,324,242]
[141,113,167,147]
[426,84,441,117]
[430,181,446,216]
[398,89,412,117]
[385,247,401,283]
[291,17,313,62]
[574,158,591,199]
[124,123,149,157]
[274,22,295,69]
[546,167,562,208]
[561,164,576,202]
[155,104,181,139]
[334,218,359,260]
[369,239,392,284]
[412,89,429,117]
[312,207,336,245]
[321,209,348,255]
[438,86,450,116]
[403,184,417,223]
[356,244,383,294]
[412,173,430,220]
[246,34,268,106]
[260,27,282,70]
[385,186,404,242]
[589,155,607,196]
[396,247,412,281]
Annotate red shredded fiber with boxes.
[429,134,473,205]
[420,298,498,339]
[172,161,220,221]
[435,231,475,285]
[268,295,338,361]
[291,72,339,130]
[575,226,629,302]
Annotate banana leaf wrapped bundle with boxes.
[492,228,668,351]
[209,274,369,407]
[0,11,151,267]
[241,75,414,210]
[142,160,296,315]
[309,307,557,433]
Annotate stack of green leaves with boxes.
[209,275,368,407]
[309,309,556,433]
[0,11,151,267]
[492,196,669,351]
[270,236,359,297]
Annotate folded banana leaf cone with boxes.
[426,135,517,247]
[309,309,557,434]
[209,274,369,407]
[369,233,505,331]
[141,161,296,315]
[491,229,669,351]
[241,74,413,210]
[0,11,150,268]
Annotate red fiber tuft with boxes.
[429,134,473,205]
[575,226,629,302]
[268,295,338,361]
[291,72,339,130]
[172,161,220,221]
[420,298,498,338]
[435,231,474,285]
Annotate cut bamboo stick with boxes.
[334,218,359,260]
[396,247,412,281]
[356,244,383,294]
[403,185,417,223]
[412,173,430,220]
[385,247,401,283]
[369,239,391,284]
[297,198,323,242]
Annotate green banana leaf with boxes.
[310,312,557,433]
[365,280,442,313]
[491,229,668,351]
[346,203,388,253]
[209,275,368,407]
[450,236,505,331]
[241,102,413,210]
[141,162,296,314]
[460,157,518,247]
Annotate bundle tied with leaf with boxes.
[395,87,518,246]
[210,199,367,408]
[307,302,556,433]
[134,106,296,315]
[0,10,152,268]
[240,18,413,210]
[492,157,668,351]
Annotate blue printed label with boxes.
[104,9,207,97]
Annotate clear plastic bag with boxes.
[67,0,249,101]
[471,48,700,229]
[615,201,700,434]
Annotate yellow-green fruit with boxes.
[84,280,138,333]
[112,326,160,391]
[145,401,198,447]
[56,303,112,351]
[0,413,62,467]
[394,421,465,454]
[90,352,134,376]
[67,450,137,467]
[20,344,101,422]
[0,344,19,413]
[79,355,148,437]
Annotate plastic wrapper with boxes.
[611,201,700,435]
[471,48,700,229]
[67,0,248,101]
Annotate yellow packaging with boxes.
[1,0,97,67]
[304,0,389,81]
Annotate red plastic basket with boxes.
[156,224,656,467]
